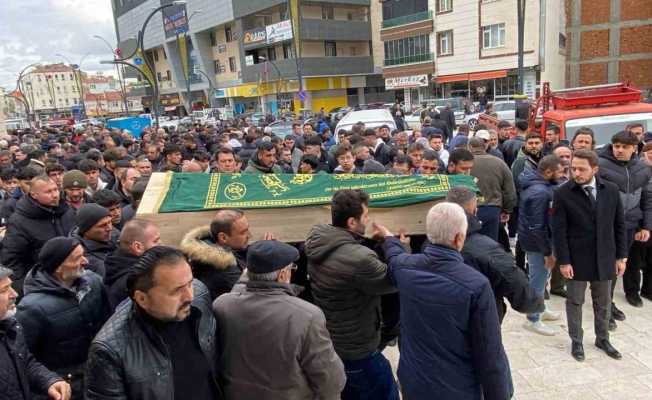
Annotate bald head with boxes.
[182,161,204,173]
[119,219,161,256]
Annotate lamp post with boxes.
[258,56,282,115]
[516,0,526,94]
[193,68,215,108]
[175,9,202,123]
[94,34,130,115]
[16,62,41,128]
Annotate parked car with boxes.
[334,109,396,139]
[464,101,516,130]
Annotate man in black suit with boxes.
[552,149,628,362]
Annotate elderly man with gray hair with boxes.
[213,240,346,400]
[0,266,72,400]
[373,203,513,400]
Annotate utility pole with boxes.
[517,0,526,94]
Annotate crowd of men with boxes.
[0,108,650,400]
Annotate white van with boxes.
[334,109,396,142]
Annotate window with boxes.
[283,43,295,59]
[166,70,171,81]
[437,30,453,56]
[153,50,159,62]
[436,0,452,13]
[325,41,337,57]
[322,5,334,19]
[214,60,225,74]
[157,72,162,82]
[209,31,217,47]
[384,34,430,64]
[267,47,277,61]
[559,33,567,49]
[347,12,353,21]
[350,47,357,56]
[228,57,237,72]
[225,26,233,42]
[482,23,505,49]
[65,98,69,105]
[69,74,73,80]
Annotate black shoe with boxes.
[611,303,626,321]
[626,293,644,308]
[595,339,622,360]
[544,289,550,300]
[609,318,617,331]
[551,289,567,298]
[641,292,652,302]
[571,342,585,362]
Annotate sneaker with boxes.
[523,320,556,336]
[541,308,561,321]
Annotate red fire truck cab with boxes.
[531,82,652,146]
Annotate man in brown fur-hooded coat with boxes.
[179,211,250,300]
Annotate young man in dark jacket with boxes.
[447,187,544,323]
[502,120,529,167]
[598,131,652,315]
[553,150,628,361]
[518,155,566,336]
[17,237,112,399]
[1,175,76,296]
[0,266,72,400]
[375,202,512,400]
[85,246,220,400]
[305,189,399,400]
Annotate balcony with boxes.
[382,11,432,29]
[384,53,433,67]
[301,19,371,41]
[241,56,374,83]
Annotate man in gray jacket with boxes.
[214,240,345,400]
[305,189,399,400]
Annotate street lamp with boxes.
[93,34,130,114]
[258,56,282,114]
[175,9,202,122]
[193,68,215,108]
[16,62,41,128]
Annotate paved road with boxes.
[384,280,652,399]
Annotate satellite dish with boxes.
[117,38,139,60]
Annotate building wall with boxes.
[369,0,384,71]
[23,69,81,112]
[540,0,568,90]
[212,23,241,86]
[567,0,652,90]
[435,0,541,76]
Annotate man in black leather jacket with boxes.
[0,266,71,400]
[85,246,220,400]
[447,187,544,322]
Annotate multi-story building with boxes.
[21,64,83,118]
[379,0,567,108]
[565,0,652,93]
[111,0,389,114]
[84,73,123,95]
[85,91,127,117]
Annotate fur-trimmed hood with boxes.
[179,226,237,271]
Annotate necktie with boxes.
[584,186,596,208]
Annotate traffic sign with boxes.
[134,57,143,66]
[298,90,306,101]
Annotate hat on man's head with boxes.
[39,237,81,273]
[76,203,110,235]
[246,240,299,274]
[63,170,88,190]
[474,130,491,141]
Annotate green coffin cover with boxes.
[156,173,478,213]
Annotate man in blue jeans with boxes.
[306,189,399,399]
[518,155,566,335]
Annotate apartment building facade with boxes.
[379,0,567,108]
[112,0,389,115]
[565,0,652,93]
[21,64,83,118]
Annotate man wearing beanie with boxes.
[71,204,119,279]
[63,170,91,211]
[17,237,112,400]
[214,240,345,400]
[1,175,76,296]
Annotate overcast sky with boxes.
[0,0,118,90]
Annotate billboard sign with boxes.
[266,20,293,44]
[161,0,188,38]
[385,74,429,90]
[243,27,267,46]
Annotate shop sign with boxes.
[266,20,293,44]
[385,74,429,90]
[243,27,267,45]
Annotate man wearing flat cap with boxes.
[17,237,111,400]
[214,240,346,400]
